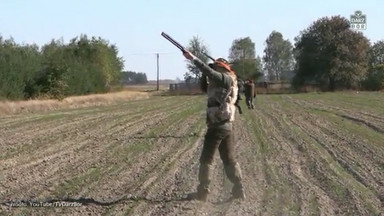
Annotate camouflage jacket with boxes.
[192,58,238,129]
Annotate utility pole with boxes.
[156,53,160,91]
[126,52,175,91]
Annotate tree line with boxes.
[2,14,383,101]
[185,15,384,91]
[120,71,148,84]
[0,35,125,100]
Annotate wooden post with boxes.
[156,53,160,91]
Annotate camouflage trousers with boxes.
[197,126,244,196]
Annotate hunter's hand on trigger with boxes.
[183,51,194,60]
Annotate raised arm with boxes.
[183,51,232,88]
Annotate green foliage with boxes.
[368,40,384,67]
[185,36,210,81]
[362,41,384,90]
[0,37,42,99]
[228,37,263,80]
[64,35,123,96]
[0,34,124,100]
[293,16,370,91]
[263,31,294,81]
[362,64,384,90]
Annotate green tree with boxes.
[293,16,370,90]
[369,40,384,67]
[33,39,69,99]
[64,35,123,95]
[362,64,384,90]
[263,31,294,81]
[185,36,210,82]
[228,37,262,80]
[0,34,124,100]
[0,37,42,99]
[362,41,384,90]
[89,37,124,89]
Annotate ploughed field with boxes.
[0,92,383,215]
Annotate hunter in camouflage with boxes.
[183,51,246,201]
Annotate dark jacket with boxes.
[244,81,256,98]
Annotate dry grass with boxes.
[0,90,150,115]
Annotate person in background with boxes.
[244,79,256,109]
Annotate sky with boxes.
[0,0,383,80]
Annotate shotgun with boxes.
[202,52,215,62]
[161,32,187,53]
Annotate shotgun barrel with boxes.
[161,32,186,53]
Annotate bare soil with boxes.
[1,92,383,215]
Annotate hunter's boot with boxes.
[224,162,246,200]
[196,163,211,201]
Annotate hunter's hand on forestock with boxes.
[183,51,194,60]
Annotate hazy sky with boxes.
[1,0,382,80]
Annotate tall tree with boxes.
[228,37,262,80]
[369,40,384,67]
[185,36,210,82]
[263,31,294,81]
[36,39,69,99]
[0,37,42,99]
[362,64,384,90]
[362,40,384,90]
[293,16,370,90]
